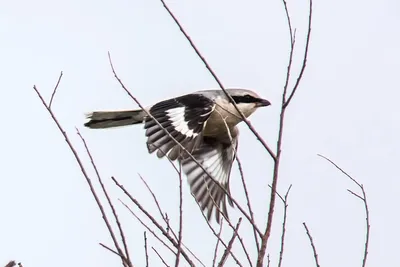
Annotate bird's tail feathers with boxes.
[84,109,146,129]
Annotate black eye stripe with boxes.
[231,94,259,104]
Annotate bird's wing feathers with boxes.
[181,136,237,222]
[144,94,215,159]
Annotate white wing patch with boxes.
[166,107,198,138]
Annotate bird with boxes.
[84,89,271,223]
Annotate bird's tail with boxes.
[84,109,146,129]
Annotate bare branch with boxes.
[174,164,184,267]
[303,222,321,267]
[257,0,313,265]
[277,185,292,267]
[283,0,313,108]
[113,178,196,267]
[236,155,259,252]
[144,232,149,267]
[77,130,132,266]
[212,221,224,267]
[152,247,170,267]
[217,218,242,267]
[318,154,370,267]
[32,82,129,267]
[48,71,63,109]
[100,243,123,258]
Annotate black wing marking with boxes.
[144,93,214,159]
[181,136,238,223]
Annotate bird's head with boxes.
[226,89,271,117]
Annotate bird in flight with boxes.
[84,89,271,223]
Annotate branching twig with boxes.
[212,221,224,267]
[77,130,132,266]
[303,222,320,267]
[275,185,292,267]
[48,71,63,109]
[257,0,313,265]
[113,178,196,267]
[217,218,242,267]
[33,76,130,267]
[318,154,370,267]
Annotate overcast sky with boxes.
[1,0,399,266]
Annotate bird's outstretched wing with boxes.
[144,93,215,160]
[181,136,238,223]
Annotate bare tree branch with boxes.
[318,154,370,267]
[257,0,313,265]
[4,261,16,267]
[144,232,149,267]
[77,130,132,266]
[152,247,170,267]
[276,185,292,267]
[217,218,242,267]
[48,71,63,109]
[303,222,320,267]
[212,221,224,267]
[33,77,130,267]
[174,164,184,267]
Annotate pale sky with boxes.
[1,0,399,266]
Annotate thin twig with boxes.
[318,154,370,267]
[144,232,149,267]
[236,155,259,252]
[120,200,175,255]
[277,185,292,267]
[100,243,122,257]
[175,164,184,267]
[113,178,196,267]
[212,221,224,267]
[48,71,63,109]
[157,0,276,160]
[33,79,129,267]
[266,255,270,267]
[217,218,242,267]
[257,0,313,265]
[77,130,132,266]
[152,247,170,267]
[283,0,313,108]
[303,222,320,267]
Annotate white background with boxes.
[1,0,399,266]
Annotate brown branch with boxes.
[113,178,196,267]
[174,164,184,267]
[144,232,149,267]
[108,53,261,233]
[157,0,276,160]
[32,78,130,267]
[303,222,320,267]
[318,154,370,267]
[212,221,224,267]
[236,156,259,252]
[48,71,63,109]
[152,247,170,267]
[217,218,242,267]
[257,0,313,265]
[283,0,313,108]
[100,243,123,257]
[77,130,132,266]
[276,185,292,267]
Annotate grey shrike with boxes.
[84,89,271,222]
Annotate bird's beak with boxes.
[256,98,271,107]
